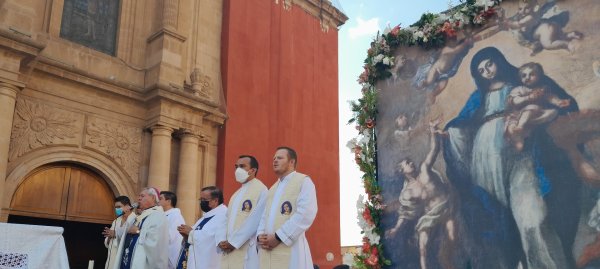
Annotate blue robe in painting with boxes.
[443,84,580,269]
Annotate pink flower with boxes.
[357,66,370,84]
[440,21,456,37]
[362,237,371,253]
[363,206,374,226]
[366,119,375,129]
[365,247,380,266]
[390,25,401,36]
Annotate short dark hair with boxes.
[160,191,178,207]
[277,146,297,166]
[238,155,259,176]
[201,186,224,204]
[114,196,131,206]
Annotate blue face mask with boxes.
[115,208,124,216]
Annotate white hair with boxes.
[143,187,161,204]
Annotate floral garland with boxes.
[346,1,503,268]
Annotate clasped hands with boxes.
[177,224,192,237]
[257,234,280,251]
[218,241,236,253]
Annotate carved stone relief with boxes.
[190,68,212,99]
[9,99,81,161]
[85,117,141,182]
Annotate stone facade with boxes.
[0,0,227,224]
[0,1,348,267]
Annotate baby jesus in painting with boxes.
[506,62,571,151]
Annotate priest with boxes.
[219,155,268,269]
[177,186,228,269]
[113,187,169,269]
[257,147,318,269]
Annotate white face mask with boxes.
[235,167,250,183]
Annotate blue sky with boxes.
[337,0,457,246]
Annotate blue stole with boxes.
[120,217,148,269]
[176,216,215,269]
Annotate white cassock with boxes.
[164,208,185,269]
[257,171,318,269]
[220,179,267,269]
[105,213,136,269]
[112,206,169,269]
[187,204,228,269]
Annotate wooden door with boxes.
[9,165,115,224]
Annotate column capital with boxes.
[150,125,175,135]
[0,82,21,100]
[175,128,206,141]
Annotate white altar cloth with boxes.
[0,223,69,269]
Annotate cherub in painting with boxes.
[412,37,474,103]
[504,0,583,55]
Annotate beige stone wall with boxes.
[0,0,226,224]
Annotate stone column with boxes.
[147,125,173,192]
[176,131,200,224]
[0,83,20,221]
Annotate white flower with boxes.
[347,138,358,152]
[382,56,393,66]
[362,83,372,90]
[475,0,495,9]
[433,14,449,24]
[373,54,385,64]
[359,132,371,146]
[413,30,424,41]
[357,195,366,210]
[365,228,381,244]
[453,12,469,25]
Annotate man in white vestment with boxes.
[218,155,268,269]
[113,187,169,269]
[257,146,318,269]
[159,191,186,269]
[103,196,136,269]
[177,186,228,269]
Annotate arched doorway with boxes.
[8,164,117,269]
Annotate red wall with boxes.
[219,0,341,267]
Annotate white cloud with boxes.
[348,17,380,39]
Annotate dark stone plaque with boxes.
[60,0,120,55]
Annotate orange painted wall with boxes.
[219,0,342,267]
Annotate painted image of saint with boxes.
[242,200,252,212]
[281,201,292,215]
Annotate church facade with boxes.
[0,0,346,268]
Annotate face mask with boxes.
[200,200,211,213]
[115,208,123,216]
[235,167,250,183]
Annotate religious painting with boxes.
[60,0,120,55]
[281,201,293,215]
[376,1,600,268]
[242,200,252,212]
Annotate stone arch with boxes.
[4,146,137,207]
